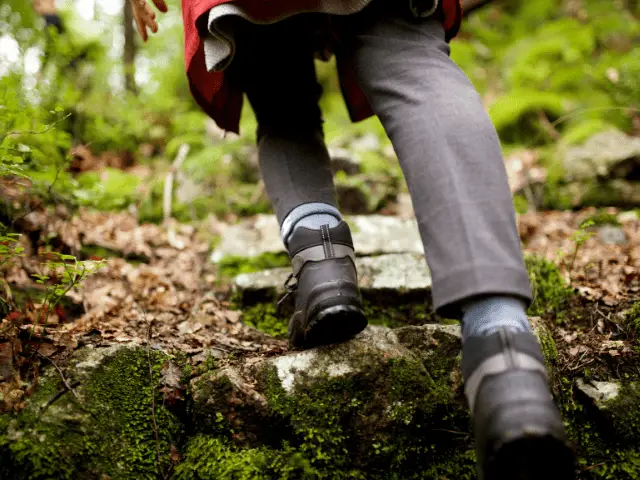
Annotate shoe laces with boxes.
[276,272,298,315]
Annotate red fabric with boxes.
[181,0,463,133]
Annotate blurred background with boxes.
[1,0,639,225]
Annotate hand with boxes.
[131,0,168,42]
[32,0,56,16]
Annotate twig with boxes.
[163,144,190,224]
[537,111,561,141]
[36,352,79,400]
[40,381,81,414]
[0,114,72,144]
[142,308,165,479]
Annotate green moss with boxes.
[513,194,529,214]
[239,297,435,339]
[559,379,640,479]
[604,383,640,443]
[251,348,473,479]
[174,435,319,480]
[0,347,182,480]
[362,299,434,329]
[581,210,621,227]
[625,302,640,338]
[218,252,290,279]
[525,255,574,317]
[241,303,288,339]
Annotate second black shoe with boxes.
[463,327,576,480]
[283,221,368,350]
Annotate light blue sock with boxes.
[281,203,342,247]
[461,296,532,342]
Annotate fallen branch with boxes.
[36,351,79,400]
[163,144,190,224]
[137,303,166,480]
[40,381,81,414]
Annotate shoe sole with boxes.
[485,431,576,480]
[289,305,368,350]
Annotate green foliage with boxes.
[30,251,106,318]
[457,0,640,146]
[0,226,24,268]
[74,169,142,210]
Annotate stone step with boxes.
[234,252,432,302]
[211,214,423,262]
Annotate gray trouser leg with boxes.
[339,5,532,317]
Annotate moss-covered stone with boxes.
[562,378,640,479]
[174,435,319,480]
[239,295,436,340]
[0,346,182,480]
[217,252,290,280]
[240,303,289,339]
[188,326,475,479]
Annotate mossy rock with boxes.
[335,172,399,215]
[575,379,640,443]
[0,345,183,480]
[190,325,475,479]
[564,378,640,479]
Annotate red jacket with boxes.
[181,0,462,133]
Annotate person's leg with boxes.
[337,3,574,478]
[230,16,368,348]
[231,16,339,242]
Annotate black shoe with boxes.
[462,328,576,480]
[282,222,368,350]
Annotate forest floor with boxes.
[1,200,638,411]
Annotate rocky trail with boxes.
[1,197,639,479]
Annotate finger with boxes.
[134,14,148,42]
[153,0,168,12]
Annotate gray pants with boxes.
[229,1,532,317]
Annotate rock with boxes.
[351,132,381,153]
[190,324,474,478]
[335,173,400,214]
[547,179,640,210]
[576,379,621,406]
[211,215,423,262]
[1,345,183,478]
[0,322,566,479]
[619,210,640,222]
[329,147,361,175]
[563,130,640,182]
[575,378,640,442]
[187,320,559,478]
[233,253,431,302]
[598,225,627,245]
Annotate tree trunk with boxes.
[123,0,137,94]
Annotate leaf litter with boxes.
[1,206,638,410]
